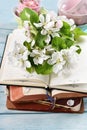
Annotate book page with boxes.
[23,87,47,95]
[50,36,87,87]
[51,84,87,93]
[9,86,47,102]
[0,33,49,87]
[51,89,70,97]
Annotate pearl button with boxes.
[67,99,74,106]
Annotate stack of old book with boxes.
[1,33,87,113]
[6,85,87,113]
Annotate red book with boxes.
[6,96,84,113]
[6,86,86,113]
[9,86,47,102]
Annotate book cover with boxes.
[6,96,84,113]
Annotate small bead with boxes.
[67,99,74,106]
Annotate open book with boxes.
[1,33,87,93]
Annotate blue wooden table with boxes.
[0,0,87,130]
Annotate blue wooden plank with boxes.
[0,113,87,130]
[0,43,6,57]
[0,0,18,24]
[41,0,58,12]
[0,23,17,30]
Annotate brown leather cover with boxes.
[6,96,84,113]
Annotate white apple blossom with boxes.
[34,13,62,44]
[61,45,79,71]
[47,45,79,74]
[34,14,47,28]
[24,60,31,68]
[8,42,31,68]
[48,51,65,73]
[44,45,55,53]
[30,49,50,65]
[56,19,63,29]
[58,16,76,30]
[45,35,51,44]
[34,13,55,35]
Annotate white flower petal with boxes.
[39,14,45,23]
[42,54,50,60]
[33,58,38,65]
[24,61,31,68]
[33,49,39,55]
[56,20,63,29]
[45,35,51,44]
[52,52,60,62]
[31,40,35,47]
[47,59,53,65]
[53,63,63,74]
[34,23,43,28]
[38,57,44,64]
[44,21,54,30]
[45,45,54,52]
[71,25,76,31]
[46,14,51,23]
[51,33,60,38]
[30,49,40,57]
[41,29,47,35]
[50,28,59,32]
[22,51,29,60]
[69,19,75,25]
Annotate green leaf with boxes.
[23,41,31,51]
[16,17,23,27]
[20,8,39,24]
[35,61,53,75]
[73,27,87,40]
[65,38,74,48]
[35,32,47,49]
[28,56,34,66]
[60,21,72,37]
[40,7,48,14]
[76,45,81,54]
[52,37,67,51]
[30,25,38,36]
[26,67,34,73]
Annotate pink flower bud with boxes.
[16,0,41,16]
